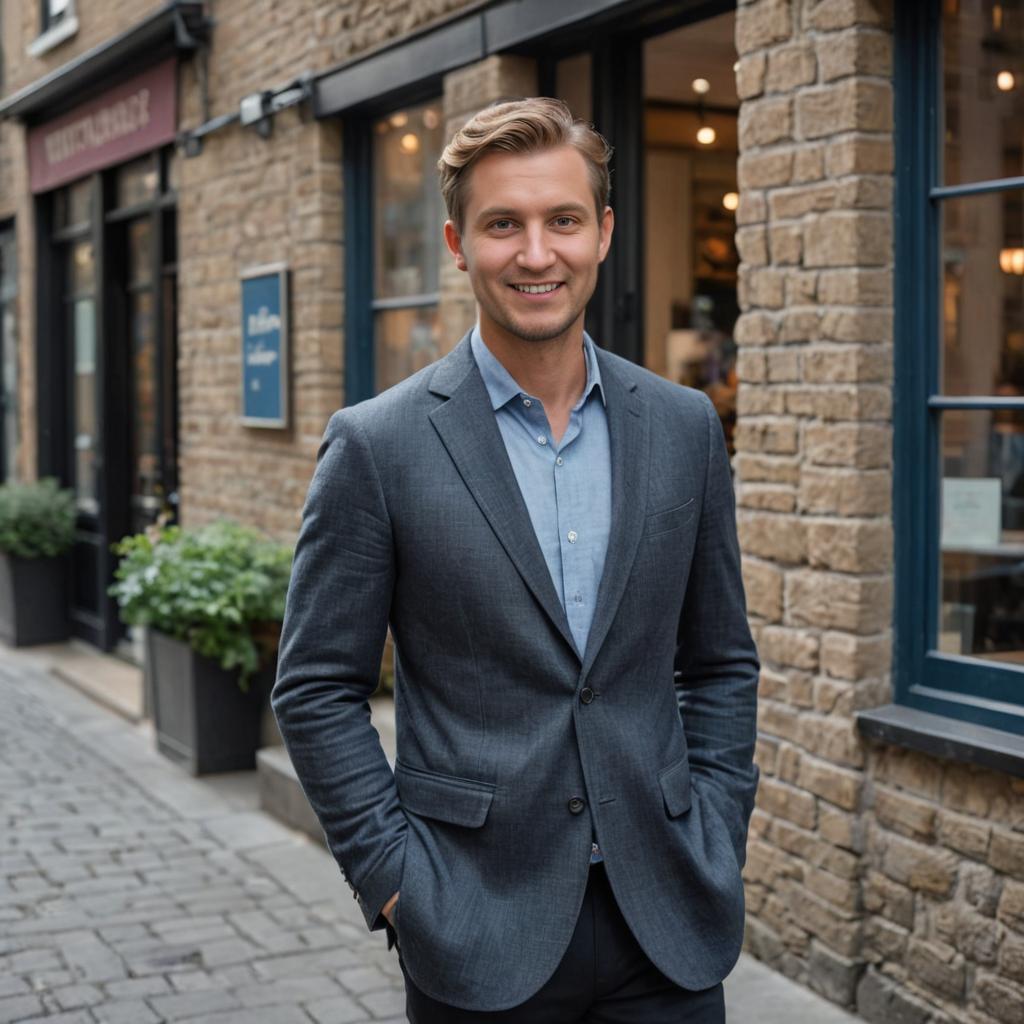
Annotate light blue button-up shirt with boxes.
[471,327,612,655]
[471,326,612,864]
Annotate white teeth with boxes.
[514,283,560,294]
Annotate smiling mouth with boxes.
[510,282,563,294]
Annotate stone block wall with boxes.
[734,3,1024,1022]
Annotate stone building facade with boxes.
[3,0,1024,1021]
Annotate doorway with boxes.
[547,4,739,447]
[41,150,179,650]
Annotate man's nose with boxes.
[516,226,556,272]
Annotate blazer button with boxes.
[580,687,595,704]
[568,797,586,815]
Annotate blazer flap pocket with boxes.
[395,761,495,828]
[658,756,693,817]
[645,498,696,538]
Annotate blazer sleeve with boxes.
[674,392,761,871]
[271,409,406,932]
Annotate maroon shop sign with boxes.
[28,58,177,194]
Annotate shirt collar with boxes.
[470,325,606,412]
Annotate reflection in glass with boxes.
[375,306,441,394]
[117,156,159,209]
[373,102,445,300]
[73,298,98,513]
[56,179,93,230]
[70,241,94,294]
[131,291,159,508]
[943,192,1024,396]
[0,227,16,480]
[944,1,1024,185]
[128,220,153,286]
[556,54,593,122]
[643,11,739,451]
[939,409,1024,664]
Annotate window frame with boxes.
[894,0,1024,738]
[343,91,445,404]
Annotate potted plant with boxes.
[109,519,292,775]
[0,478,75,646]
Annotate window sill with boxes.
[27,14,79,58]
[856,704,1024,779]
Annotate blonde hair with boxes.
[438,97,612,232]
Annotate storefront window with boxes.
[371,100,445,393]
[0,224,17,481]
[894,1,1024,735]
[117,156,159,209]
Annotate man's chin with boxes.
[492,312,583,344]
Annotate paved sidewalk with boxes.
[0,653,859,1023]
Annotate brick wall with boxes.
[175,0,483,537]
[734,3,1024,1022]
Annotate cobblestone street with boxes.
[0,656,406,1024]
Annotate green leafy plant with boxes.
[0,478,76,559]
[109,519,293,689]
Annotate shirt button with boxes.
[580,687,595,704]
[523,398,532,407]
[555,456,564,466]
[537,435,547,445]
[568,797,586,815]
[573,592,583,604]
[567,530,577,543]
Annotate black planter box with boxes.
[0,552,68,646]
[147,629,273,775]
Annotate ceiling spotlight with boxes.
[692,78,711,95]
[997,70,1016,91]
[722,192,739,211]
[399,132,420,154]
[423,107,440,130]
[389,111,409,128]
[733,60,740,73]
[697,125,716,146]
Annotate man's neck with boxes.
[477,322,588,417]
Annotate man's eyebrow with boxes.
[474,202,592,223]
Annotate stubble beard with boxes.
[487,281,591,344]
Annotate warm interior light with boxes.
[997,70,1016,91]
[423,107,440,130]
[389,111,409,128]
[399,132,420,154]
[722,191,739,211]
[692,78,710,95]
[733,60,740,73]
[999,247,1024,274]
[697,125,716,145]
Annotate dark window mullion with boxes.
[931,176,1024,201]
[928,396,1024,411]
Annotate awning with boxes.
[0,1,208,122]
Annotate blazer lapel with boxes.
[428,337,580,660]
[580,350,650,681]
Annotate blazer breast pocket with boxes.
[644,498,696,539]
[395,759,496,828]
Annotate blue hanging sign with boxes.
[240,264,289,428]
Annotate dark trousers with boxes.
[398,862,726,1023]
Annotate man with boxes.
[272,98,759,1022]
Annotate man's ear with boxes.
[597,206,614,264]
[444,220,468,272]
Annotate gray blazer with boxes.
[272,335,760,1012]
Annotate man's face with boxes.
[444,145,614,346]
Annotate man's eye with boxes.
[491,219,514,231]
[553,216,578,228]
